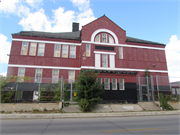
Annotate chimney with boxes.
[72,22,79,32]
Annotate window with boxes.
[54,44,61,57]
[70,45,76,58]
[18,67,25,82]
[29,42,37,56]
[52,69,59,83]
[102,33,107,43]
[172,88,176,95]
[109,35,114,44]
[38,43,45,56]
[177,88,180,95]
[21,42,29,55]
[95,54,100,67]
[95,34,100,42]
[102,54,108,67]
[104,78,110,90]
[119,78,124,90]
[112,78,117,90]
[35,69,42,83]
[62,45,68,58]
[86,44,90,57]
[97,78,102,84]
[69,70,75,83]
[109,54,115,68]
[119,46,123,59]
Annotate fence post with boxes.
[150,75,155,101]
[38,83,41,102]
[138,76,142,102]
[70,80,72,102]
[146,76,150,101]
[60,76,63,102]
[14,83,18,103]
[156,75,160,100]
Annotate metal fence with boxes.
[1,76,179,103]
[1,77,77,103]
[137,76,180,102]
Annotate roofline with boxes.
[126,36,166,46]
[82,14,126,32]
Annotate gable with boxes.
[81,15,126,44]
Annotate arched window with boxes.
[95,34,100,42]
[94,33,115,44]
[109,35,114,44]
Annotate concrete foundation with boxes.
[0,102,62,112]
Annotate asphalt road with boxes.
[0,115,180,135]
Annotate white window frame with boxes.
[104,78,110,90]
[70,45,76,58]
[18,67,25,82]
[109,35,114,44]
[35,68,42,83]
[52,69,59,83]
[38,43,45,56]
[119,78,124,90]
[86,44,91,57]
[102,33,107,43]
[69,70,75,83]
[21,42,29,55]
[177,88,180,95]
[97,78,102,84]
[54,44,61,57]
[62,45,69,58]
[119,46,123,59]
[95,34,100,42]
[112,78,117,90]
[29,42,37,56]
[172,88,176,95]
[102,54,108,67]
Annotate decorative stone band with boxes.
[8,64,168,73]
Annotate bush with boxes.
[75,70,104,112]
[159,93,173,110]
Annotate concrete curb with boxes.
[1,110,180,119]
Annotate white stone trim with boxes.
[12,38,81,46]
[94,51,116,55]
[82,41,165,50]
[81,66,168,73]
[91,29,119,44]
[8,64,168,73]
[8,64,81,70]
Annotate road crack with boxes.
[41,119,53,135]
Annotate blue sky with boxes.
[0,0,180,82]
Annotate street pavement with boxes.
[1,115,180,135]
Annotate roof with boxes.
[126,36,165,46]
[12,31,165,45]
[12,31,81,41]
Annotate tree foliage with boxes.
[75,70,104,112]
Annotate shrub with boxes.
[75,70,104,112]
[159,93,173,110]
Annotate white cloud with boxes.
[0,0,20,13]
[165,35,180,82]
[71,0,90,11]
[19,8,52,31]
[0,72,7,77]
[18,0,96,32]
[26,0,43,8]
[0,34,11,63]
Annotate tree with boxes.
[75,69,104,112]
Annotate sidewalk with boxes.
[1,110,179,119]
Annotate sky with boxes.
[0,0,180,82]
